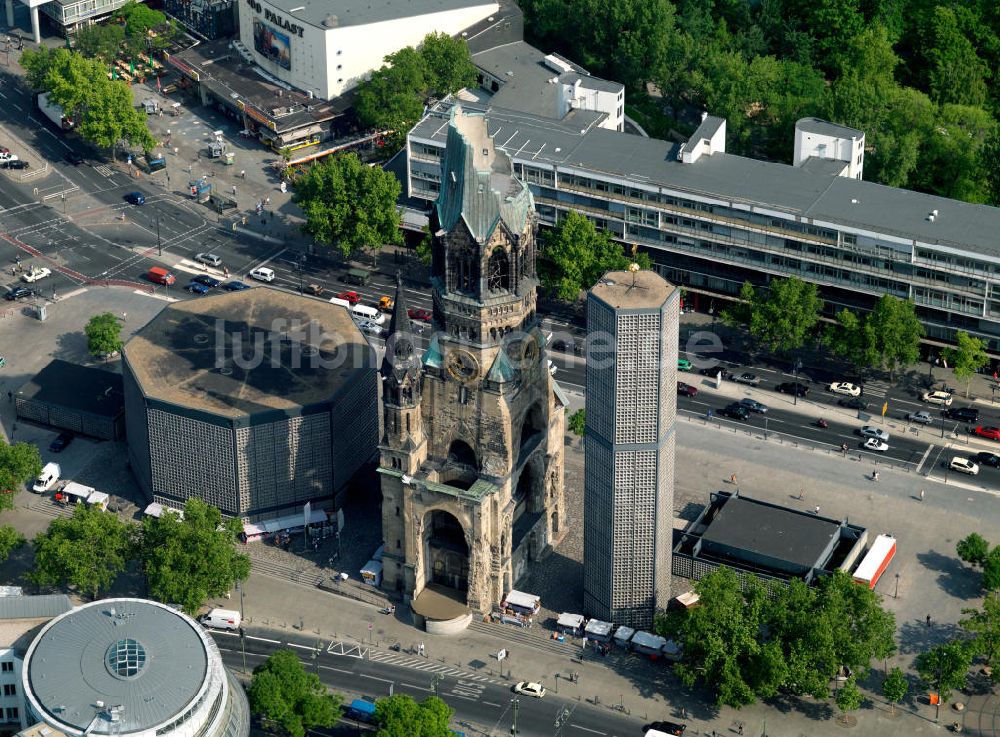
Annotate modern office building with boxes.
[583,269,678,629]
[407,93,1000,354]
[4,0,133,43]
[122,290,378,520]
[20,598,249,737]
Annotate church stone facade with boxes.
[378,106,566,613]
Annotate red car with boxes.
[974,426,1000,441]
[336,291,361,305]
[677,381,698,397]
[407,308,432,322]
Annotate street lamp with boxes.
[510,695,519,736]
[792,357,803,406]
[893,572,900,599]
[155,214,162,256]
[430,673,442,696]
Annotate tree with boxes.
[0,440,42,512]
[828,297,924,379]
[292,153,402,260]
[984,546,1000,592]
[84,312,124,358]
[912,104,997,204]
[568,409,586,436]
[0,525,26,564]
[72,23,125,64]
[920,6,989,107]
[31,504,134,599]
[418,32,477,96]
[945,331,990,397]
[415,227,432,265]
[960,593,1000,683]
[75,77,157,153]
[248,650,340,737]
[835,676,864,725]
[374,694,453,737]
[140,498,250,615]
[354,46,427,132]
[984,128,1000,206]
[915,641,974,718]
[957,533,991,568]
[539,211,650,301]
[882,667,909,715]
[748,277,823,354]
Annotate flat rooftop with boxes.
[589,269,675,310]
[797,117,863,139]
[411,101,1000,259]
[265,0,497,30]
[16,359,124,417]
[124,289,374,418]
[701,495,840,571]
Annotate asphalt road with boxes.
[212,629,647,737]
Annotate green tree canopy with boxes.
[374,694,454,737]
[0,525,26,564]
[247,650,340,737]
[31,504,134,598]
[826,296,923,378]
[84,312,124,358]
[72,23,126,64]
[292,152,402,259]
[945,331,989,397]
[835,676,864,724]
[984,128,1000,206]
[568,408,586,436]
[984,546,1000,592]
[882,667,909,715]
[728,277,824,354]
[140,498,250,615]
[915,640,974,712]
[418,32,477,97]
[0,440,43,512]
[539,211,650,301]
[919,6,990,107]
[960,593,1000,683]
[957,533,991,568]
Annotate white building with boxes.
[235,0,500,101]
[4,0,135,44]
[793,117,865,180]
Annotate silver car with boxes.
[859,425,890,442]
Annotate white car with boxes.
[859,425,890,442]
[195,252,223,268]
[829,382,861,397]
[863,437,889,452]
[22,266,51,283]
[513,681,546,698]
[949,457,979,476]
[547,360,557,376]
[0,151,17,162]
[249,266,275,282]
[921,390,953,406]
[356,319,384,337]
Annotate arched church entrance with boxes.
[424,509,469,592]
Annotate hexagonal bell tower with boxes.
[378,106,566,624]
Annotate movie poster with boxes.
[253,19,291,70]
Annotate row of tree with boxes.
[20,45,156,155]
[957,533,1000,593]
[520,0,1000,206]
[30,497,249,613]
[72,0,178,66]
[248,649,455,737]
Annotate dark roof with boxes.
[700,495,839,571]
[16,360,124,418]
[123,290,374,418]
[796,117,863,140]
[0,594,72,620]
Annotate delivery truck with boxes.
[37,92,74,130]
[198,608,242,631]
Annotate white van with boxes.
[329,296,352,309]
[32,462,61,493]
[199,608,242,631]
[351,304,385,325]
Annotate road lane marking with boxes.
[318,665,353,674]
[570,726,606,735]
[483,701,501,707]
[287,642,319,651]
[246,634,282,644]
[916,444,934,474]
[401,683,429,691]
[357,673,393,684]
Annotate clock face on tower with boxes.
[445,349,480,382]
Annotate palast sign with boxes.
[246,0,305,37]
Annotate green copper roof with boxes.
[486,348,516,383]
[435,105,534,244]
[422,334,444,369]
[377,467,499,501]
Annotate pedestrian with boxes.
[873,470,879,482]
[9,267,14,277]
[738,724,744,736]
[730,473,737,484]
[240,169,246,180]
[797,489,804,500]
[121,312,127,323]
[7,391,11,403]
[224,267,230,278]
[265,196,270,206]
[919,488,925,501]
[814,505,820,515]
[926,614,931,627]
[232,185,237,196]
[418,642,425,657]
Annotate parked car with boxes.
[513,682,545,698]
[356,319,386,338]
[191,274,221,289]
[124,191,146,205]
[304,283,325,296]
[249,266,274,282]
[973,426,1000,441]
[4,286,35,301]
[829,382,861,397]
[22,266,51,283]
[721,402,751,421]
[859,425,890,442]
[222,280,250,291]
[48,432,73,453]
[838,397,869,411]
[739,398,768,413]
[196,252,223,268]
[862,437,889,452]
[0,159,28,169]
[337,291,361,305]
[949,457,979,475]
[378,295,394,311]
[699,365,724,377]
[974,452,1000,467]
[186,281,210,295]
[677,382,698,397]
[921,390,953,406]
[644,722,687,736]
[776,381,809,396]
[65,151,85,165]
[407,308,432,322]
[732,372,761,386]
[0,151,17,161]
[677,358,692,371]
[945,406,980,423]
[906,411,933,425]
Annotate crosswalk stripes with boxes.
[93,165,114,177]
[862,380,890,400]
[365,649,501,684]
